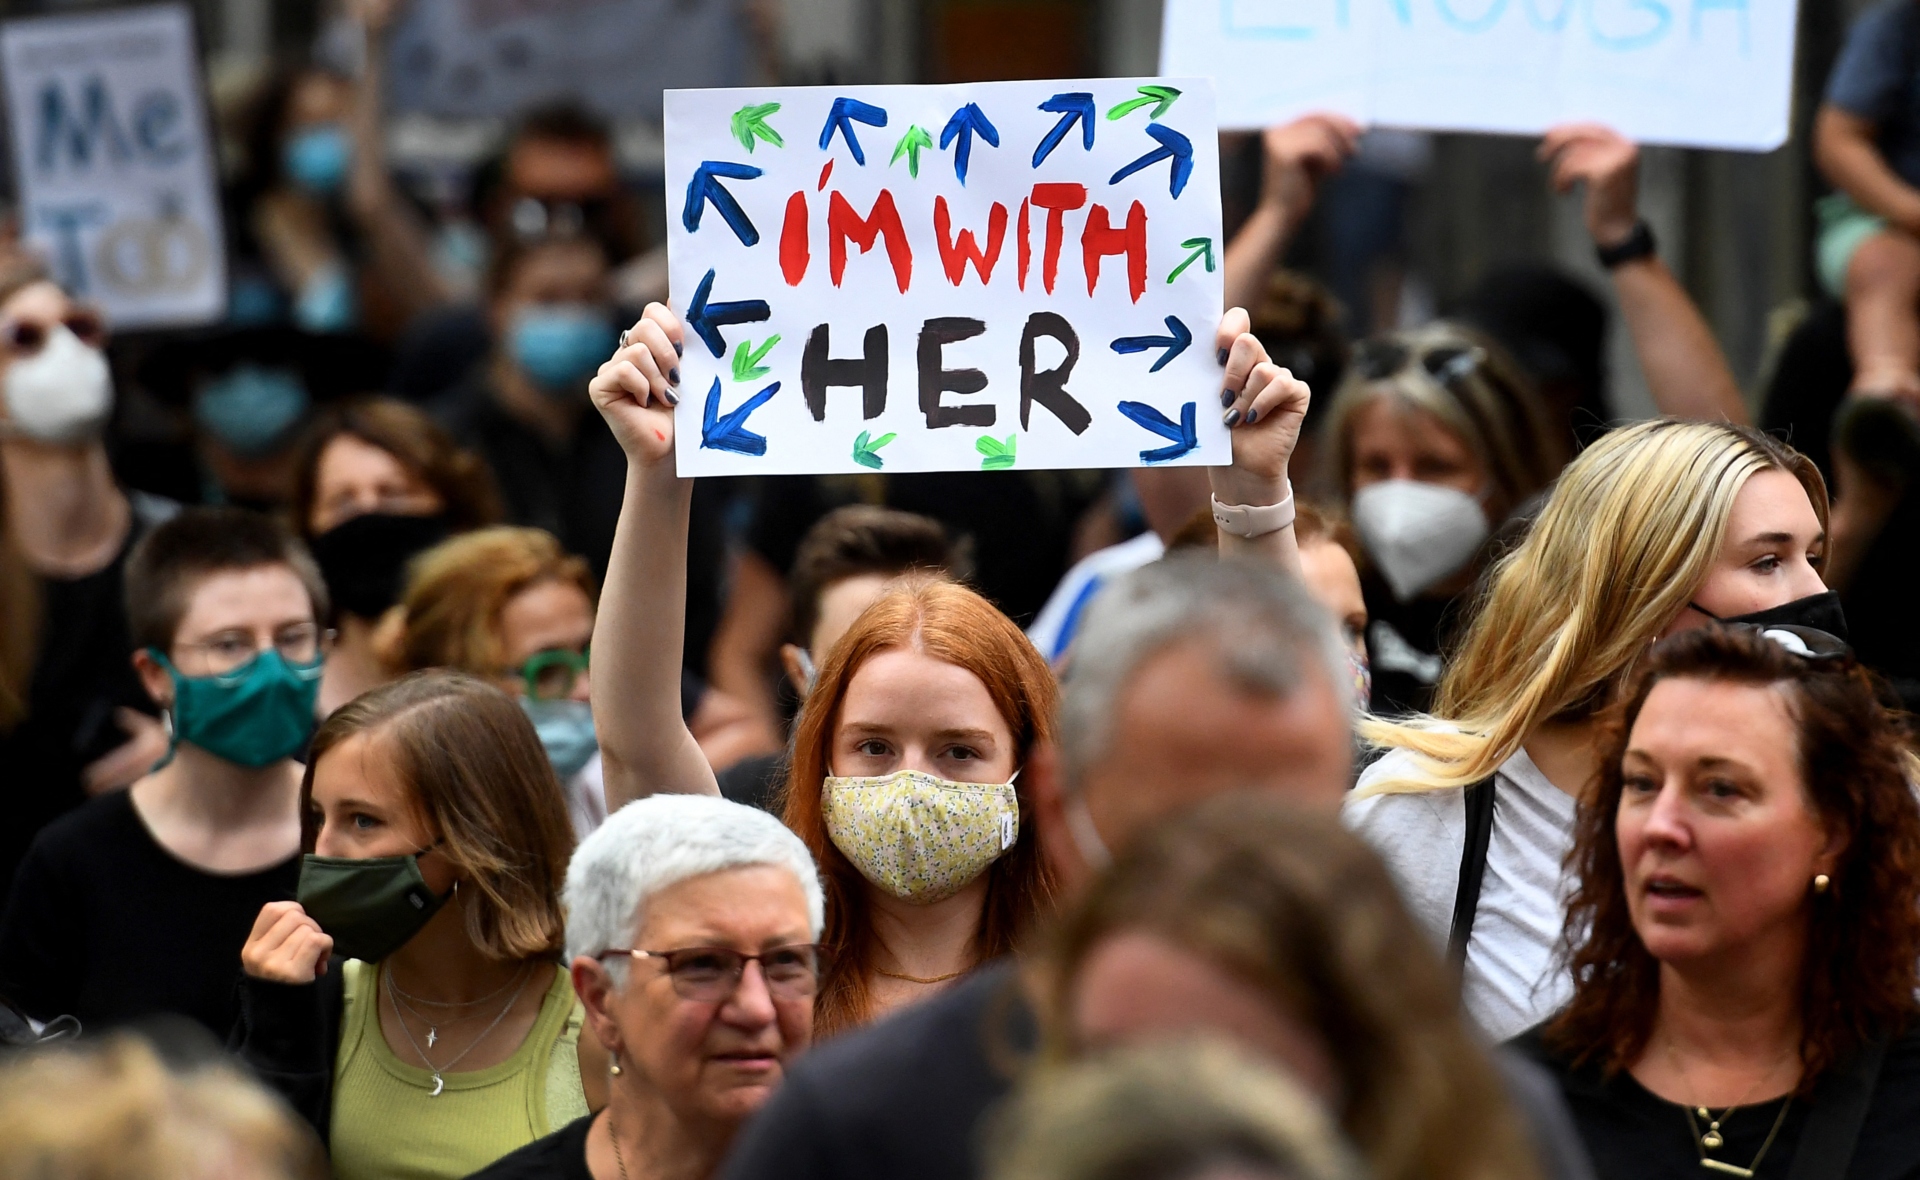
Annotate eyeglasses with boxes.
[514,646,589,700]
[172,623,331,679]
[1741,624,1853,664]
[1352,338,1486,388]
[599,944,827,1002]
[1,309,106,356]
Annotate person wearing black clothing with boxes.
[0,508,328,1039]
[0,266,176,910]
[1521,626,1920,1179]
[0,790,297,1037]
[467,1114,596,1180]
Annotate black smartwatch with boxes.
[1596,220,1657,269]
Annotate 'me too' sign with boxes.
[2,4,226,329]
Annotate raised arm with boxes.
[1539,124,1747,424]
[1221,115,1361,315]
[588,305,721,807]
[1212,307,1312,575]
[343,0,451,322]
[1816,105,1920,229]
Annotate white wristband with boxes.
[1211,483,1296,539]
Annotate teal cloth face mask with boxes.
[151,648,322,768]
[520,697,597,780]
[297,851,448,963]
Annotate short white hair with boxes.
[564,795,824,985]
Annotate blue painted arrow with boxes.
[1110,315,1193,373]
[1108,123,1194,198]
[1116,400,1199,464]
[1032,92,1096,167]
[818,97,888,165]
[685,269,770,359]
[701,377,781,456]
[682,161,762,246]
[939,103,1000,185]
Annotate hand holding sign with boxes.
[1212,307,1311,509]
[1539,124,1640,250]
[591,305,686,467]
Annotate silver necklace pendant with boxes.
[1702,1128,1724,1150]
[429,1072,445,1097]
[426,1027,438,1048]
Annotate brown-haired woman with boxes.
[290,397,500,714]
[233,670,599,1180]
[1517,625,1920,1177]
[585,302,1314,1036]
[1045,795,1559,1180]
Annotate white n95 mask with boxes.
[1351,479,1490,603]
[3,325,112,444]
[824,768,1020,904]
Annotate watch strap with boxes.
[1596,219,1656,269]
[1210,484,1296,539]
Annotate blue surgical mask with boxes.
[521,697,597,780]
[509,305,616,396]
[284,124,352,195]
[294,262,356,334]
[194,364,310,457]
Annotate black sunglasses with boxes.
[1352,339,1485,388]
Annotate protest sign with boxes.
[663,78,1226,476]
[387,0,742,121]
[1159,0,1797,150]
[1,4,226,329]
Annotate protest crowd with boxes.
[4,1,1920,1179]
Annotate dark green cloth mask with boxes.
[151,648,321,768]
[297,852,448,962]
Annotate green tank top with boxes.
[329,959,590,1180]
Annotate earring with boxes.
[609,1058,622,1077]
[1814,874,1831,894]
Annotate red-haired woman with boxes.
[585,302,1311,1035]
[1515,624,1920,1177]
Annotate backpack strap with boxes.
[1448,775,1499,968]
[1784,1036,1891,1180]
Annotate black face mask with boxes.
[309,513,451,619]
[1689,590,1849,642]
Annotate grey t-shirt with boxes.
[1827,0,1920,188]
[1343,746,1577,1042]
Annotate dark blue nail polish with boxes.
[668,368,681,385]
[665,390,680,407]
[1224,408,1241,427]
[1220,388,1235,408]
[673,340,684,357]
[1216,347,1229,366]
[1245,408,1259,424]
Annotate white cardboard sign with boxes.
[1160,0,1798,150]
[664,78,1225,476]
[1,4,227,329]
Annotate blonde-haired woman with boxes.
[382,526,765,835]
[1345,419,1834,1041]
[1314,323,1566,714]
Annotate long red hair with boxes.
[782,577,1059,1035]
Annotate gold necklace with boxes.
[1663,1040,1796,1176]
[608,1110,629,1180]
[875,967,966,985]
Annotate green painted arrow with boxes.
[976,433,1017,471]
[1106,85,1182,121]
[730,102,784,152]
[852,430,896,470]
[890,125,933,177]
[1166,237,1215,283]
[730,334,780,382]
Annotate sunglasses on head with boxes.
[1353,339,1485,387]
[1,310,105,356]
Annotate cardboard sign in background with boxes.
[664,78,1225,477]
[1,4,226,329]
[1161,0,1798,151]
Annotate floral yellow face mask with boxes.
[823,768,1020,904]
